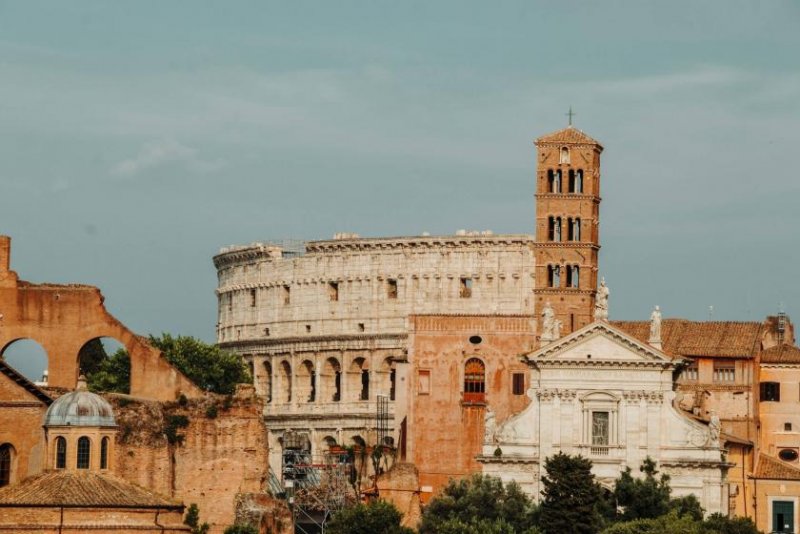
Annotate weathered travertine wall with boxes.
[113,387,277,534]
[214,234,537,475]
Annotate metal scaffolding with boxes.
[281,431,356,534]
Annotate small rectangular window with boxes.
[418,370,431,395]
[761,381,781,402]
[283,285,291,305]
[785,422,793,432]
[328,281,339,302]
[264,327,270,337]
[459,277,473,298]
[305,324,311,333]
[713,361,735,383]
[358,323,365,332]
[512,373,525,395]
[227,293,233,312]
[682,361,698,382]
[387,279,398,299]
[250,289,257,307]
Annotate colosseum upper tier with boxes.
[213,232,536,470]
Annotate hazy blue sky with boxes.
[2,1,799,377]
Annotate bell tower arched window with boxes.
[560,147,570,164]
[575,170,583,193]
[548,265,561,288]
[463,358,486,403]
[566,265,580,288]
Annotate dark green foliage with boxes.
[669,494,704,521]
[539,453,603,534]
[78,338,108,376]
[419,474,538,534]
[613,457,671,521]
[205,404,218,418]
[184,503,210,534]
[164,414,190,445]
[601,511,701,534]
[86,348,131,393]
[700,513,760,534]
[149,333,251,394]
[222,525,258,534]
[178,393,188,407]
[327,500,414,534]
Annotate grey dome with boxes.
[43,383,116,427]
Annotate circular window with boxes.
[469,335,482,345]
[779,449,799,462]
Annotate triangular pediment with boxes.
[527,321,672,364]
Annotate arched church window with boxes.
[568,170,575,192]
[560,147,570,164]
[554,217,562,242]
[55,437,67,469]
[463,358,486,403]
[575,170,583,193]
[77,436,91,469]
[566,265,580,288]
[573,218,581,241]
[0,444,12,487]
[100,437,109,469]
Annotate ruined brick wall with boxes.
[0,236,202,401]
[113,387,274,534]
[406,315,536,497]
[376,462,422,529]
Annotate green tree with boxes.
[539,453,603,534]
[223,525,258,534]
[78,338,108,376]
[613,457,671,521]
[601,511,702,534]
[700,513,760,534]
[86,348,130,393]
[419,474,538,534]
[327,500,414,534]
[183,503,210,534]
[148,333,250,394]
[669,494,704,521]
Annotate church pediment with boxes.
[528,321,672,365]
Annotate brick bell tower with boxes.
[533,121,603,335]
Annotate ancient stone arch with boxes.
[0,236,201,401]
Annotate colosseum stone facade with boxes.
[214,232,536,473]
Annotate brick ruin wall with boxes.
[111,387,281,534]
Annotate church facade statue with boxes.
[649,305,662,347]
[594,277,609,321]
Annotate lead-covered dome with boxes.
[43,377,116,427]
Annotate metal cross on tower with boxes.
[566,106,576,126]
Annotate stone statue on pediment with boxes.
[594,277,609,321]
[649,305,662,348]
[708,411,721,447]
[541,301,557,345]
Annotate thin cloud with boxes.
[111,138,224,177]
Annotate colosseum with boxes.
[214,233,538,470]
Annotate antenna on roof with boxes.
[566,106,576,126]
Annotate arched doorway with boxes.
[77,337,130,393]
[0,443,15,487]
[1,339,48,384]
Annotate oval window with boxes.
[469,335,482,345]
[779,449,799,462]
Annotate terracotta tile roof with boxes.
[535,126,602,147]
[0,471,183,509]
[0,360,53,405]
[611,319,763,359]
[754,454,800,480]
[761,344,800,364]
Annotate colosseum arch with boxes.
[321,357,342,402]
[297,360,315,402]
[348,357,369,401]
[0,237,202,401]
[377,357,396,400]
[279,360,292,402]
[1,338,48,384]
